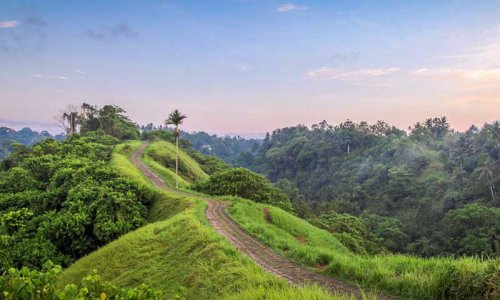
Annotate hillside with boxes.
[67,139,498,300]
[3,136,498,299]
[238,119,500,258]
[58,140,340,299]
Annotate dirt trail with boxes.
[132,142,394,300]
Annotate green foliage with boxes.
[308,212,385,255]
[77,103,140,140]
[228,198,500,299]
[181,131,260,165]
[274,179,312,218]
[193,168,293,211]
[362,214,408,253]
[0,127,64,161]
[0,135,155,269]
[188,150,230,175]
[140,129,175,143]
[242,118,500,257]
[59,156,338,300]
[442,203,500,256]
[0,261,162,299]
[58,191,336,299]
[144,141,208,183]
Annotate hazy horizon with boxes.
[1,113,498,139]
[1,0,499,135]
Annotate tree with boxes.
[193,168,293,211]
[165,109,187,189]
[476,158,497,201]
[56,105,81,134]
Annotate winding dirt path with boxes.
[132,142,393,300]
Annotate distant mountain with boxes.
[0,127,65,160]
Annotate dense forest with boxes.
[235,118,500,257]
[140,123,260,165]
[0,104,153,270]
[1,105,498,298]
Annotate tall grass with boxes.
[59,141,347,300]
[227,198,500,299]
[145,140,208,182]
[110,140,151,186]
[142,152,191,189]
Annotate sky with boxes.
[0,0,499,136]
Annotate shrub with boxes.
[0,261,162,299]
[193,168,293,211]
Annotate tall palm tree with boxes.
[477,158,496,201]
[165,109,187,189]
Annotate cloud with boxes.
[75,69,86,74]
[306,67,400,81]
[277,4,307,13]
[0,15,47,52]
[413,68,500,82]
[86,23,137,41]
[438,25,500,66]
[32,74,44,78]
[56,76,68,80]
[0,20,20,29]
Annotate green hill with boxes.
[57,140,339,300]
[59,140,499,300]
[144,140,209,186]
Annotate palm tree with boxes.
[165,109,187,189]
[477,158,496,201]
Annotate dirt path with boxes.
[132,142,393,300]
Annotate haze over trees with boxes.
[1,105,498,299]
[231,118,500,257]
[0,127,65,160]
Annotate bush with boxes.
[0,261,162,299]
[0,135,156,269]
[193,168,293,211]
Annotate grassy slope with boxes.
[142,142,499,299]
[227,198,499,300]
[144,140,208,187]
[58,141,340,300]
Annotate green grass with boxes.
[142,151,191,189]
[142,141,499,299]
[110,140,151,186]
[59,141,346,300]
[226,198,500,299]
[98,140,499,299]
[144,140,208,184]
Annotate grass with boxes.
[144,140,208,184]
[226,198,500,299]
[105,140,499,299]
[110,140,151,186]
[142,151,191,189]
[143,140,499,299]
[59,141,346,300]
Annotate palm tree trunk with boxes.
[488,177,495,201]
[175,125,179,189]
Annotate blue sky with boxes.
[1,0,499,135]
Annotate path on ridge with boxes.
[132,142,393,300]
